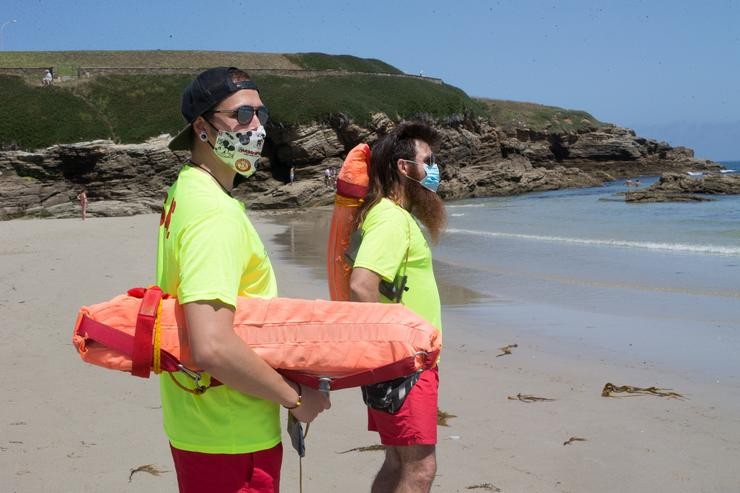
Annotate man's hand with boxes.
[289,386,331,423]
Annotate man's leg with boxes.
[368,367,439,492]
[372,446,401,492]
[372,444,436,493]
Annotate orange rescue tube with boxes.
[327,143,370,301]
[73,287,441,391]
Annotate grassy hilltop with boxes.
[0,51,602,150]
[0,50,403,76]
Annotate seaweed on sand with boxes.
[601,383,685,399]
[507,393,556,403]
[563,436,587,446]
[128,464,168,482]
[437,408,457,426]
[496,344,518,357]
[337,444,385,454]
[465,483,502,491]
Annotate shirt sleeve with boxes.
[353,206,409,282]
[176,212,249,308]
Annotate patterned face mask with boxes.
[210,125,266,178]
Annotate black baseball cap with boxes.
[168,67,259,151]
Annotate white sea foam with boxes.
[446,203,487,208]
[446,228,740,256]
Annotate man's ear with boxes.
[397,158,409,176]
[193,116,208,137]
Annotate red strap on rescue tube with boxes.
[127,287,171,299]
[131,287,163,378]
[279,350,440,391]
[336,180,368,199]
[77,316,181,373]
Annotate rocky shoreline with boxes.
[0,114,725,219]
[625,172,740,203]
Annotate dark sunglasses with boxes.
[210,105,269,125]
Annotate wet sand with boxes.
[1,212,739,492]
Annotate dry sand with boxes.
[1,212,739,492]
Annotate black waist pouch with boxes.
[361,371,422,414]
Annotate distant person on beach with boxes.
[76,189,88,220]
[324,167,332,187]
[42,69,53,86]
[161,67,330,492]
[349,121,445,492]
[289,165,295,185]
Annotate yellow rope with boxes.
[149,291,206,395]
[152,299,163,374]
[334,195,363,207]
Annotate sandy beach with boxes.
[2,212,739,493]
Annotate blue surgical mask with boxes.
[403,159,441,193]
[419,162,441,193]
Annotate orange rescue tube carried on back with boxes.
[327,143,370,301]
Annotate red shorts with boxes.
[169,443,282,493]
[367,367,439,446]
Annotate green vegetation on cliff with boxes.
[0,51,602,150]
[284,53,402,73]
[0,76,109,148]
[74,74,191,143]
[0,50,305,76]
[478,98,603,133]
[0,72,483,149]
[0,50,402,77]
[259,74,483,125]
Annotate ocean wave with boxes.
[446,203,487,208]
[446,228,740,256]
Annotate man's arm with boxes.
[350,267,381,302]
[183,300,330,422]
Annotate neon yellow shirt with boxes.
[353,198,442,331]
[156,165,279,454]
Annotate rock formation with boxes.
[625,172,740,203]
[0,116,725,220]
[0,138,178,219]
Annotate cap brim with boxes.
[168,124,192,151]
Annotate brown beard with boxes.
[403,178,446,244]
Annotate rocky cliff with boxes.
[0,115,722,219]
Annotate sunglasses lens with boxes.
[236,106,254,124]
[237,106,269,125]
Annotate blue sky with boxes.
[2,0,739,160]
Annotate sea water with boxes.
[269,162,739,381]
[434,162,740,381]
